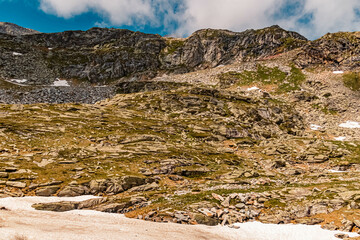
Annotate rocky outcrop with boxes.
[295,32,360,69]
[0,25,307,85]
[161,25,307,70]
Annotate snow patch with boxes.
[334,136,346,141]
[52,79,70,87]
[247,86,260,91]
[329,169,348,173]
[0,197,358,240]
[12,52,23,56]
[232,222,358,240]
[310,124,322,130]
[11,79,27,83]
[0,196,99,211]
[333,71,344,74]
[339,121,360,129]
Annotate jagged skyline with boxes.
[1,0,360,39]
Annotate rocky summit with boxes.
[0,24,360,239]
[0,22,40,36]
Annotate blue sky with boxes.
[0,0,169,35]
[1,0,360,39]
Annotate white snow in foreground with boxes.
[52,78,70,87]
[247,86,260,91]
[0,197,358,240]
[232,222,358,240]
[310,124,322,130]
[333,71,344,74]
[12,52,23,56]
[339,121,360,129]
[334,136,346,141]
[329,169,348,173]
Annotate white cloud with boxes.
[300,0,360,38]
[177,0,360,39]
[176,0,285,36]
[39,0,360,39]
[40,0,156,26]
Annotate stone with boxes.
[174,211,189,222]
[295,218,324,225]
[353,219,360,228]
[39,181,63,187]
[121,176,147,191]
[235,203,246,209]
[199,208,214,217]
[6,181,26,188]
[221,197,231,207]
[322,222,338,231]
[58,186,89,197]
[36,186,60,196]
[212,193,224,202]
[258,198,267,203]
[5,167,17,172]
[194,214,219,226]
[341,219,354,232]
[94,203,129,213]
[0,172,9,178]
[32,202,78,212]
[339,191,360,201]
[78,198,107,209]
[89,179,107,194]
[334,233,349,239]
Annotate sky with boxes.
[1,0,360,39]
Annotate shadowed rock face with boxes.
[0,22,39,35]
[0,25,308,85]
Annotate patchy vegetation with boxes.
[218,65,306,93]
[343,72,360,91]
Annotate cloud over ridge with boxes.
[39,0,360,39]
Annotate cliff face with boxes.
[0,22,39,35]
[0,25,308,84]
[161,25,307,70]
[294,32,360,69]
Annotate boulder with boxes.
[36,186,60,196]
[32,202,78,212]
[58,186,89,197]
[6,181,26,188]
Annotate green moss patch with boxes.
[343,72,360,91]
[218,65,306,93]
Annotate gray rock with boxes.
[58,186,89,197]
[36,186,60,196]
[194,214,219,226]
[6,181,26,188]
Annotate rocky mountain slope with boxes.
[0,22,39,35]
[0,25,306,87]
[0,24,360,239]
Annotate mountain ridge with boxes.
[0,22,40,35]
[0,24,308,86]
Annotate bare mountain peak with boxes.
[0,22,40,36]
